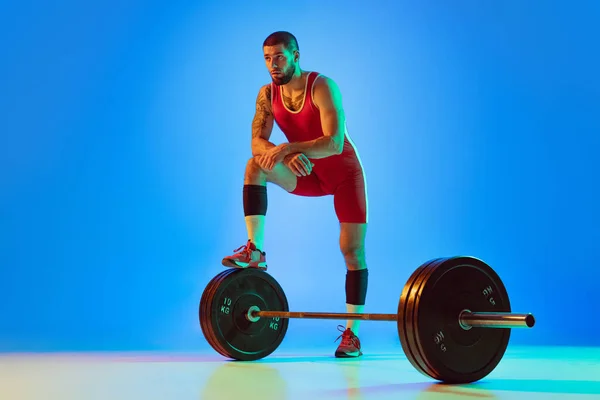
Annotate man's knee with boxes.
[341,245,366,270]
[245,157,266,179]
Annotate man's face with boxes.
[263,44,297,85]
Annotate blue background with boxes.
[1,0,598,353]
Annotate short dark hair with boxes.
[263,31,299,52]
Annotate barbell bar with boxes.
[250,309,535,329]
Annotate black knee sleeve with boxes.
[345,268,368,305]
[243,184,267,216]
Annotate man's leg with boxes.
[243,157,297,250]
[222,157,299,269]
[334,222,368,358]
[340,222,368,336]
[333,172,368,358]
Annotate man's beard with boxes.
[272,67,294,85]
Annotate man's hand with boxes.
[254,154,271,171]
[284,153,315,177]
[261,143,291,170]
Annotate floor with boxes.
[1,345,599,400]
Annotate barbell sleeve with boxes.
[459,311,536,329]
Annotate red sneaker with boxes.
[221,240,267,270]
[334,325,363,358]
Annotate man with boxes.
[222,31,369,358]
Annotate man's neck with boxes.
[281,69,306,93]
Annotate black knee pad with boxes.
[345,268,368,305]
[243,185,267,216]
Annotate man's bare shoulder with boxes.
[314,74,338,90]
[312,75,342,108]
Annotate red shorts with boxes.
[290,170,368,224]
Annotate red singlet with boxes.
[271,71,368,224]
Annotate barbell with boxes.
[198,255,536,384]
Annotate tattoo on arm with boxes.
[252,85,272,138]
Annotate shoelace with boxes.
[334,324,358,346]
[232,243,253,256]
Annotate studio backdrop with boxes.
[1,0,598,352]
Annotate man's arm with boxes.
[286,76,345,158]
[251,85,276,156]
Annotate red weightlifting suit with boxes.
[271,71,368,224]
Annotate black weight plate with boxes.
[200,271,221,354]
[413,256,511,383]
[201,269,265,358]
[406,257,451,378]
[399,257,448,380]
[397,259,430,376]
[406,257,453,380]
[200,270,232,357]
[207,271,239,357]
[208,268,289,361]
[202,270,255,358]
